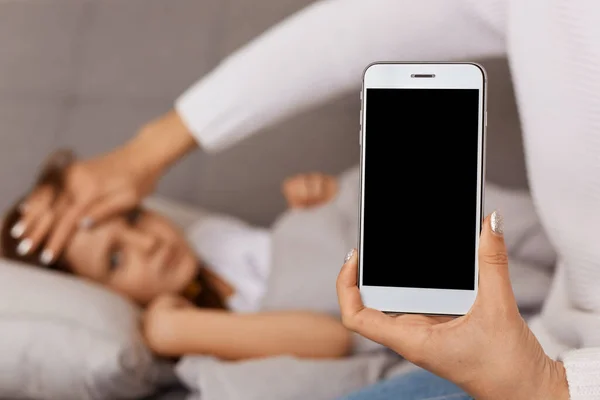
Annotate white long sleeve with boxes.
[563,349,600,399]
[176,0,600,398]
[176,0,506,151]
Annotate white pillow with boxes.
[0,196,213,400]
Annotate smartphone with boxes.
[358,62,486,316]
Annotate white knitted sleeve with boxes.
[562,348,600,400]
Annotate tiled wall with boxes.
[0,0,526,226]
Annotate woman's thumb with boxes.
[478,211,513,299]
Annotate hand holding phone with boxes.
[337,213,569,400]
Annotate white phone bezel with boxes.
[359,62,487,316]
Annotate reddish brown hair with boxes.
[1,150,75,271]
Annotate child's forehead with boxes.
[64,217,125,281]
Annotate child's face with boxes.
[63,209,198,304]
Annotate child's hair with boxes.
[1,150,75,272]
[2,202,61,268]
[0,149,227,309]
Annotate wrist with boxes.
[544,360,569,400]
[480,358,569,400]
[126,110,197,176]
[514,358,569,400]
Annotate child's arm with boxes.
[282,173,338,209]
[143,294,352,359]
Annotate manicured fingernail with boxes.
[11,222,25,239]
[490,210,504,236]
[79,217,94,229]
[17,238,32,256]
[40,249,54,265]
[344,249,355,264]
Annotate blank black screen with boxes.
[362,88,481,290]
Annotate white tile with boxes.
[0,99,63,214]
[0,0,85,96]
[75,0,223,100]
[219,0,316,57]
[58,99,170,155]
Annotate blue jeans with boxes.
[339,369,473,400]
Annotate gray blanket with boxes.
[176,166,404,400]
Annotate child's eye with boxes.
[126,209,143,226]
[109,249,122,271]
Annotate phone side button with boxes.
[359,130,362,146]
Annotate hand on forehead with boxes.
[63,216,125,281]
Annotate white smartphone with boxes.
[358,62,487,316]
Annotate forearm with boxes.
[124,110,197,176]
[176,0,508,152]
[145,308,352,360]
[120,0,509,180]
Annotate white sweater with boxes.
[176,0,600,398]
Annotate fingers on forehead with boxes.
[43,202,89,255]
[26,185,56,206]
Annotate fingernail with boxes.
[10,222,25,239]
[40,249,54,265]
[490,210,504,236]
[79,216,94,229]
[17,238,32,256]
[344,249,355,263]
